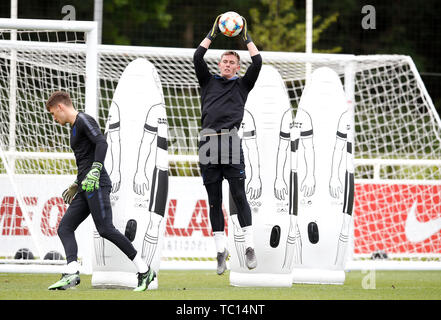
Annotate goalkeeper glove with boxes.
[62,180,78,204]
[81,162,102,192]
[206,14,222,41]
[241,16,253,45]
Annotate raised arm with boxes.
[241,16,260,57]
[193,15,223,87]
[240,17,262,90]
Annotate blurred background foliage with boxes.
[0,0,440,114]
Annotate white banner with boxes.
[0,174,220,271]
[0,174,93,268]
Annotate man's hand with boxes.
[274,178,288,200]
[240,16,253,44]
[133,170,149,196]
[82,162,102,192]
[246,177,262,200]
[62,180,78,204]
[329,176,343,198]
[206,14,222,41]
[301,175,316,197]
[110,170,121,194]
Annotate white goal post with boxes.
[0,19,98,273]
[1,19,441,274]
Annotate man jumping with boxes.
[193,15,262,275]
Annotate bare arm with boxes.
[274,138,290,200]
[247,41,259,57]
[199,37,211,49]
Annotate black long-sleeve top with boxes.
[193,46,262,132]
[70,112,111,190]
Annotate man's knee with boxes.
[205,181,222,206]
[96,224,116,240]
[229,178,247,204]
[57,220,72,238]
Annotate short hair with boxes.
[46,90,73,111]
[220,51,240,64]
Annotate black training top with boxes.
[193,46,262,132]
[70,112,111,190]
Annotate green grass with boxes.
[1,270,441,300]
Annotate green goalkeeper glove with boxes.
[62,180,78,204]
[81,162,102,192]
[240,16,253,44]
[206,14,222,41]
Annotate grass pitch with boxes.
[1,270,441,300]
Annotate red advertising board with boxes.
[354,183,441,254]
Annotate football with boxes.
[14,248,34,260]
[218,11,243,37]
[43,250,64,260]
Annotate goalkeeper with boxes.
[193,15,262,275]
[45,91,154,291]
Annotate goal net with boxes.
[0,19,98,273]
[1,19,440,273]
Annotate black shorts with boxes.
[198,133,246,185]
